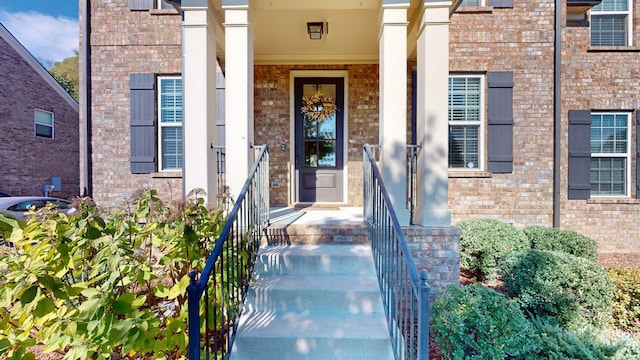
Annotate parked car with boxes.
[0,196,74,221]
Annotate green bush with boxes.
[606,267,640,332]
[500,249,615,329]
[0,190,229,360]
[530,318,621,359]
[431,284,539,359]
[524,225,598,261]
[457,218,530,281]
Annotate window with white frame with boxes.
[157,0,174,9]
[590,112,630,196]
[35,109,54,139]
[448,75,484,169]
[591,0,631,46]
[158,76,183,171]
[460,0,483,6]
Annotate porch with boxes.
[176,0,459,229]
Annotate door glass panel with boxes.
[304,141,318,167]
[304,117,317,139]
[301,83,337,168]
[318,140,336,167]
[318,114,336,139]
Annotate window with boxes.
[591,0,631,46]
[460,0,483,5]
[590,112,630,196]
[158,0,174,9]
[35,109,54,138]
[158,77,183,171]
[448,75,484,169]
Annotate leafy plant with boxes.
[431,284,539,359]
[529,317,621,359]
[606,267,640,332]
[524,226,598,261]
[500,249,615,329]
[0,189,227,359]
[457,218,530,281]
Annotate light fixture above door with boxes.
[307,22,324,40]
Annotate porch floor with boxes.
[269,206,363,226]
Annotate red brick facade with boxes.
[0,30,79,198]
[85,2,183,207]
[85,1,640,253]
[448,1,640,253]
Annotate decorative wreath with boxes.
[301,90,337,121]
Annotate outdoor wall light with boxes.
[307,22,324,40]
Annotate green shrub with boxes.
[524,225,598,261]
[606,267,640,332]
[457,218,530,281]
[431,284,539,359]
[0,190,228,360]
[500,249,615,329]
[530,317,620,359]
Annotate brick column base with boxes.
[403,226,460,303]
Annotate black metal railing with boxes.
[212,146,229,210]
[363,144,430,360]
[407,145,419,225]
[187,145,270,360]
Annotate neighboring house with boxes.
[80,0,639,254]
[0,23,80,199]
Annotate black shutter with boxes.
[487,71,514,173]
[568,110,591,200]
[489,0,514,8]
[130,73,156,174]
[637,111,640,199]
[130,0,153,10]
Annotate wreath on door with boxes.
[301,90,337,121]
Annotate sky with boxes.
[0,0,79,68]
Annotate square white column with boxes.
[379,4,410,225]
[414,1,452,227]
[224,6,254,200]
[182,5,218,204]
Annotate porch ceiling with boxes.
[251,0,380,65]
[214,0,457,65]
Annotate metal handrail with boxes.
[407,144,419,225]
[187,145,270,360]
[211,145,229,210]
[363,144,430,360]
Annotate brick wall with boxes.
[448,1,556,227]
[254,64,379,207]
[448,0,640,253]
[560,1,640,253]
[87,0,183,207]
[0,36,79,198]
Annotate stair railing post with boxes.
[187,271,201,360]
[418,269,430,360]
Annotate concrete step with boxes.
[254,244,376,276]
[244,274,384,315]
[230,313,394,360]
[229,244,394,360]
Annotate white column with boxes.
[414,1,452,227]
[379,3,410,225]
[224,6,254,200]
[182,4,218,204]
